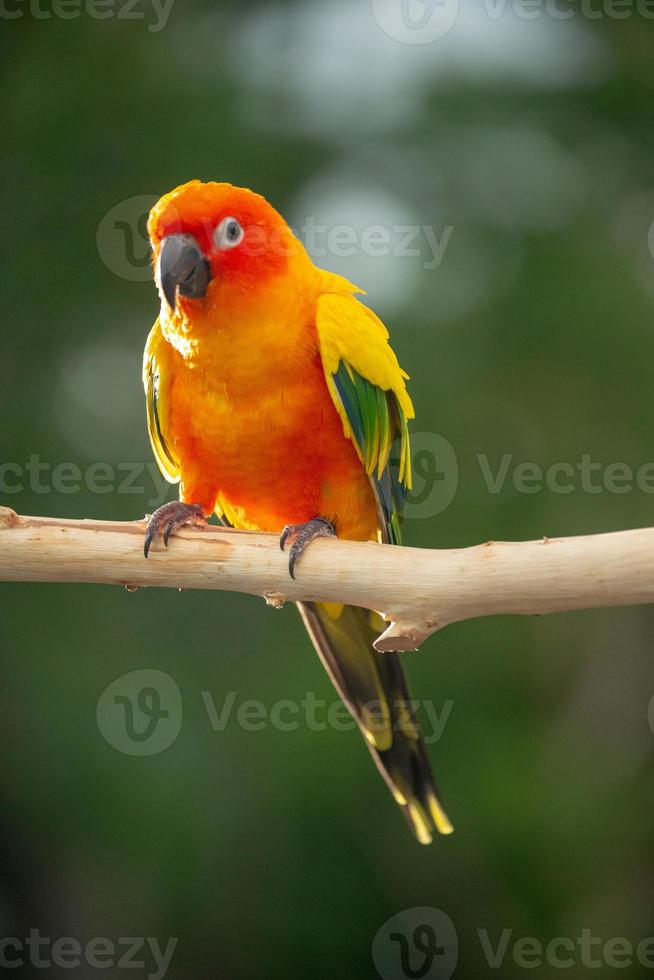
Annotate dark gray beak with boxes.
[157,233,212,311]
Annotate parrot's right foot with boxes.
[280,517,336,579]
[143,502,206,558]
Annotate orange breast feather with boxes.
[154,308,379,541]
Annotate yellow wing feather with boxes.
[315,271,415,490]
[316,273,414,418]
[143,318,180,485]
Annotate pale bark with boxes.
[1,507,653,652]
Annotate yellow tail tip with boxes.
[407,802,433,845]
[406,796,454,843]
[430,797,454,836]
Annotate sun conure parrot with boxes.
[141,180,452,843]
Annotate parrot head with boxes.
[148,180,311,317]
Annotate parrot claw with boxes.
[143,502,206,558]
[279,517,336,579]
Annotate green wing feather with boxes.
[331,362,410,545]
[315,287,414,545]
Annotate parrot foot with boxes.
[143,501,206,558]
[279,517,336,579]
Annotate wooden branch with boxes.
[1,506,653,652]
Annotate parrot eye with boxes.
[214,216,244,250]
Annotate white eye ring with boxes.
[213,216,244,250]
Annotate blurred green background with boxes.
[2,2,654,977]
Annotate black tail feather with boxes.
[298,601,452,844]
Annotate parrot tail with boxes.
[297,601,453,844]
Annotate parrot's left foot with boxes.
[143,501,206,558]
[280,517,336,579]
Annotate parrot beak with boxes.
[157,234,212,311]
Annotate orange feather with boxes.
[147,180,379,539]
[143,180,452,843]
